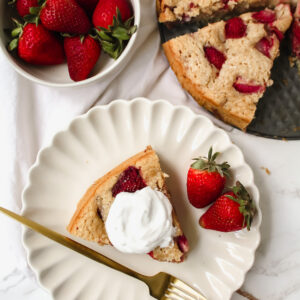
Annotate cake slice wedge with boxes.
[163,4,293,130]
[67,146,189,263]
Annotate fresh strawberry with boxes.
[10,0,39,17]
[199,181,256,232]
[75,0,98,14]
[8,20,64,65]
[225,17,247,39]
[111,166,146,197]
[93,0,137,59]
[64,35,101,81]
[93,0,132,29]
[27,0,91,34]
[204,46,226,70]
[186,147,230,208]
[252,9,276,24]
[255,36,274,58]
[233,77,265,94]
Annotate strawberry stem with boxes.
[191,147,230,177]
[94,7,137,59]
[226,181,256,230]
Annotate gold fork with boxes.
[0,206,207,300]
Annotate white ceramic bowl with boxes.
[0,0,140,87]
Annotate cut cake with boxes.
[163,4,293,129]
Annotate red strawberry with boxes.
[186,147,230,208]
[14,0,39,17]
[38,0,91,34]
[93,0,137,59]
[8,20,64,65]
[225,17,247,39]
[93,0,132,29]
[233,77,265,94]
[64,35,101,81]
[111,166,146,197]
[199,181,256,232]
[252,9,276,24]
[255,36,274,58]
[204,46,226,70]
[76,0,98,14]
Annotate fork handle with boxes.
[0,207,151,283]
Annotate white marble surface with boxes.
[0,127,299,300]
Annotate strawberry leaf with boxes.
[94,7,137,59]
[191,147,230,177]
[8,38,18,51]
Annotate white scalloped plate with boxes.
[22,98,261,300]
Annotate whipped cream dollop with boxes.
[105,186,176,254]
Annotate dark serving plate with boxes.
[158,21,300,140]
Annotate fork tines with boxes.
[162,277,207,300]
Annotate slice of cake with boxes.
[163,4,293,129]
[67,146,189,263]
[157,0,269,23]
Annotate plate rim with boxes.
[21,97,262,299]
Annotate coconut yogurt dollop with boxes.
[105,186,176,254]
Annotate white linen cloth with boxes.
[0,0,230,293]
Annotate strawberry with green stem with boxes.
[93,0,137,59]
[200,181,257,232]
[8,18,64,65]
[64,34,101,81]
[187,147,230,208]
[25,0,91,34]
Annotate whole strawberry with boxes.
[8,20,64,65]
[64,35,101,81]
[187,147,230,208]
[28,0,91,34]
[199,181,256,232]
[93,0,132,29]
[13,0,39,17]
[93,0,137,59]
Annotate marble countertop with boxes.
[0,127,299,300]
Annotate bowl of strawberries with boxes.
[0,0,140,87]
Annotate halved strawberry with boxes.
[186,147,230,208]
[204,46,226,70]
[233,77,265,94]
[225,17,247,39]
[199,181,256,232]
[252,9,276,24]
[112,166,146,197]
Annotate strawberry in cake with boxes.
[291,0,300,72]
[157,0,269,23]
[163,4,293,130]
[67,146,189,263]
